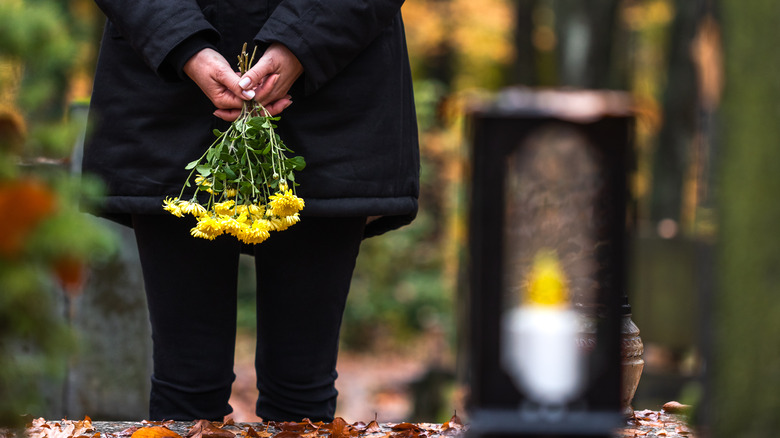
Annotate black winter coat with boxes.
[83,0,420,238]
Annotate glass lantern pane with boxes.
[501,123,605,405]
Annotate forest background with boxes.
[3,0,779,437]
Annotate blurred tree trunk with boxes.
[509,0,629,89]
[649,0,703,224]
[713,1,780,436]
[552,0,627,89]
[510,0,538,86]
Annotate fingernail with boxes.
[239,77,251,89]
[284,100,293,109]
[242,89,255,99]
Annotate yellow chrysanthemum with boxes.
[163,197,184,217]
[222,213,252,237]
[195,175,215,194]
[214,200,236,215]
[250,219,272,242]
[192,215,224,240]
[268,189,305,217]
[180,200,207,217]
[224,187,238,198]
[248,203,264,217]
[268,213,300,231]
[237,219,271,244]
[221,217,241,236]
[190,228,217,240]
[195,175,211,186]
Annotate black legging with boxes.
[132,213,366,422]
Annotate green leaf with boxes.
[287,156,306,170]
[220,152,235,163]
[196,164,212,176]
[185,159,200,170]
[212,128,223,137]
[247,116,263,126]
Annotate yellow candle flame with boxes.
[524,249,569,306]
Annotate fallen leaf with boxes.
[662,401,692,415]
[186,420,235,438]
[244,426,272,438]
[274,424,305,433]
[131,426,183,438]
[27,417,95,438]
[633,410,658,421]
[117,427,141,437]
[272,431,302,438]
[364,420,382,434]
[441,412,464,435]
[330,417,349,438]
[389,423,421,432]
[675,424,693,435]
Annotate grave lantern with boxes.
[464,88,635,437]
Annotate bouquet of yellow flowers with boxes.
[164,44,306,245]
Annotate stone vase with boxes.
[578,313,644,417]
[621,313,644,417]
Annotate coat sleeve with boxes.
[255,0,406,95]
[93,0,219,80]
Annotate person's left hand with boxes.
[238,42,303,115]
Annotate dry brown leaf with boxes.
[662,401,692,415]
[116,427,141,437]
[186,420,234,438]
[675,424,693,436]
[441,412,464,435]
[27,417,95,438]
[131,426,182,438]
[330,418,349,438]
[244,427,272,438]
[632,410,659,421]
[271,431,302,438]
[364,420,381,434]
[388,423,420,432]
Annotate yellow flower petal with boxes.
[163,197,184,217]
[268,190,305,217]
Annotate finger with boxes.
[237,60,274,93]
[213,108,241,122]
[210,61,246,100]
[263,96,293,116]
[255,74,281,106]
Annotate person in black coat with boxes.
[83,0,419,422]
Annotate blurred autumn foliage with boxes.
[0,0,115,428]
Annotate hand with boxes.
[237,42,303,116]
[183,48,246,121]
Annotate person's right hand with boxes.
[183,48,247,121]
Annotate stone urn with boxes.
[578,312,644,417]
[621,313,644,417]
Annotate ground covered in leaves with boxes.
[618,407,695,437]
[8,414,467,438]
[0,406,696,438]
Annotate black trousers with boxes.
[132,214,366,422]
